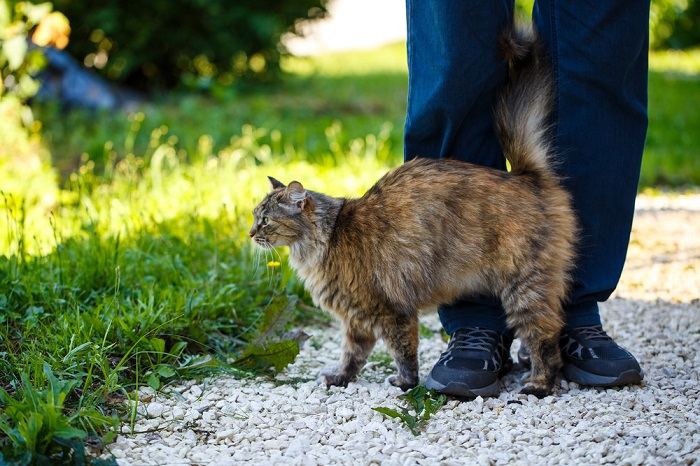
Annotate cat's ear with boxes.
[268,176,285,191]
[286,181,307,209]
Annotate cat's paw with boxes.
[387,375,419,392]
[519,383,552,399]
[318,368,350,388]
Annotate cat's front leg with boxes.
[382,314,419,391]
[321,323,377,387]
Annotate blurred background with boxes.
[0,0,698,462]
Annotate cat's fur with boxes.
[250,25,576,397]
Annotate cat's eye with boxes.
[261,216,269,226]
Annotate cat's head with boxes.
[249,176,313,249]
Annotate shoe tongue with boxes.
[450,337,499,359]
[447,328,507,361]
[569,326,614,347]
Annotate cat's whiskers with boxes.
[263,246,275,286]
[252,243,263,275]
[260,241,283,291]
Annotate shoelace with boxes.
[448,327,500,352]
[571,326,614,343]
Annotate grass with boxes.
[34,44,700,187]
[1,42,699,462]
[0,125,389,462]
[645,48,700,186]
[35,43,408,178]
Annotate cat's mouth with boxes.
[253,236,273,249]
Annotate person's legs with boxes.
[404,0,512,337]
[530,0,649,385]
[533,0,649,325]
[405,0,516,397]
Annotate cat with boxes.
[249,25,576,398]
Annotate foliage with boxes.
[517,0,700,50]
[0,364,116,465]
[514,0,535,19]
[50,0,329,90]
[651,0,700,49]
[1,78,392,459]
[644,47,700,185]
[0,1,52,102]
[0,1,64,257]
[373,385,447,436]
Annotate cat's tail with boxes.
[495,24,556,180]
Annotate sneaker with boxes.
[425,327,513,397]
[517,325,643,387]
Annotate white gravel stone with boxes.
[335,407,354,420]
[107,196,700,465]
[145,402,165,419]
[171,406,185,420]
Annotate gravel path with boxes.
[109,194,700,465]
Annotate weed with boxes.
[0,364,116,465]
[373,385,447,436]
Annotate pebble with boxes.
[335,407,354,420]
[145,402,165,419]
[171,406,185,420]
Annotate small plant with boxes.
[373,385,447,436]
[0,363,116,465]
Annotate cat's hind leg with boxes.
[502,275,564,397]
[517,331,561,397]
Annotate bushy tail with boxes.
[495,24,555,179]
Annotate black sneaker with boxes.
[518,325,643,387]
[425,327,513,398]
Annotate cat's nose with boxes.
[248,228,256,238]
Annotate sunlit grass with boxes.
[283,42,408,76]
[1,122,389,257]
[650,47,700,75]
[1,96,392,462]
[645,48,700,186]
[37,43,700,188]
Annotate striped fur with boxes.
[250,25,576,397]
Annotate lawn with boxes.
[646,48,700,186]
[1,43,698,463]
[36,43,700,187]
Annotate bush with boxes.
[1,1,60,212]
[651,0,700,49]
[517,0,700,50]
[51,0,328,90]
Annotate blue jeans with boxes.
[404,0,650,334]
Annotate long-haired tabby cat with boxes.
[250,25,576,397]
